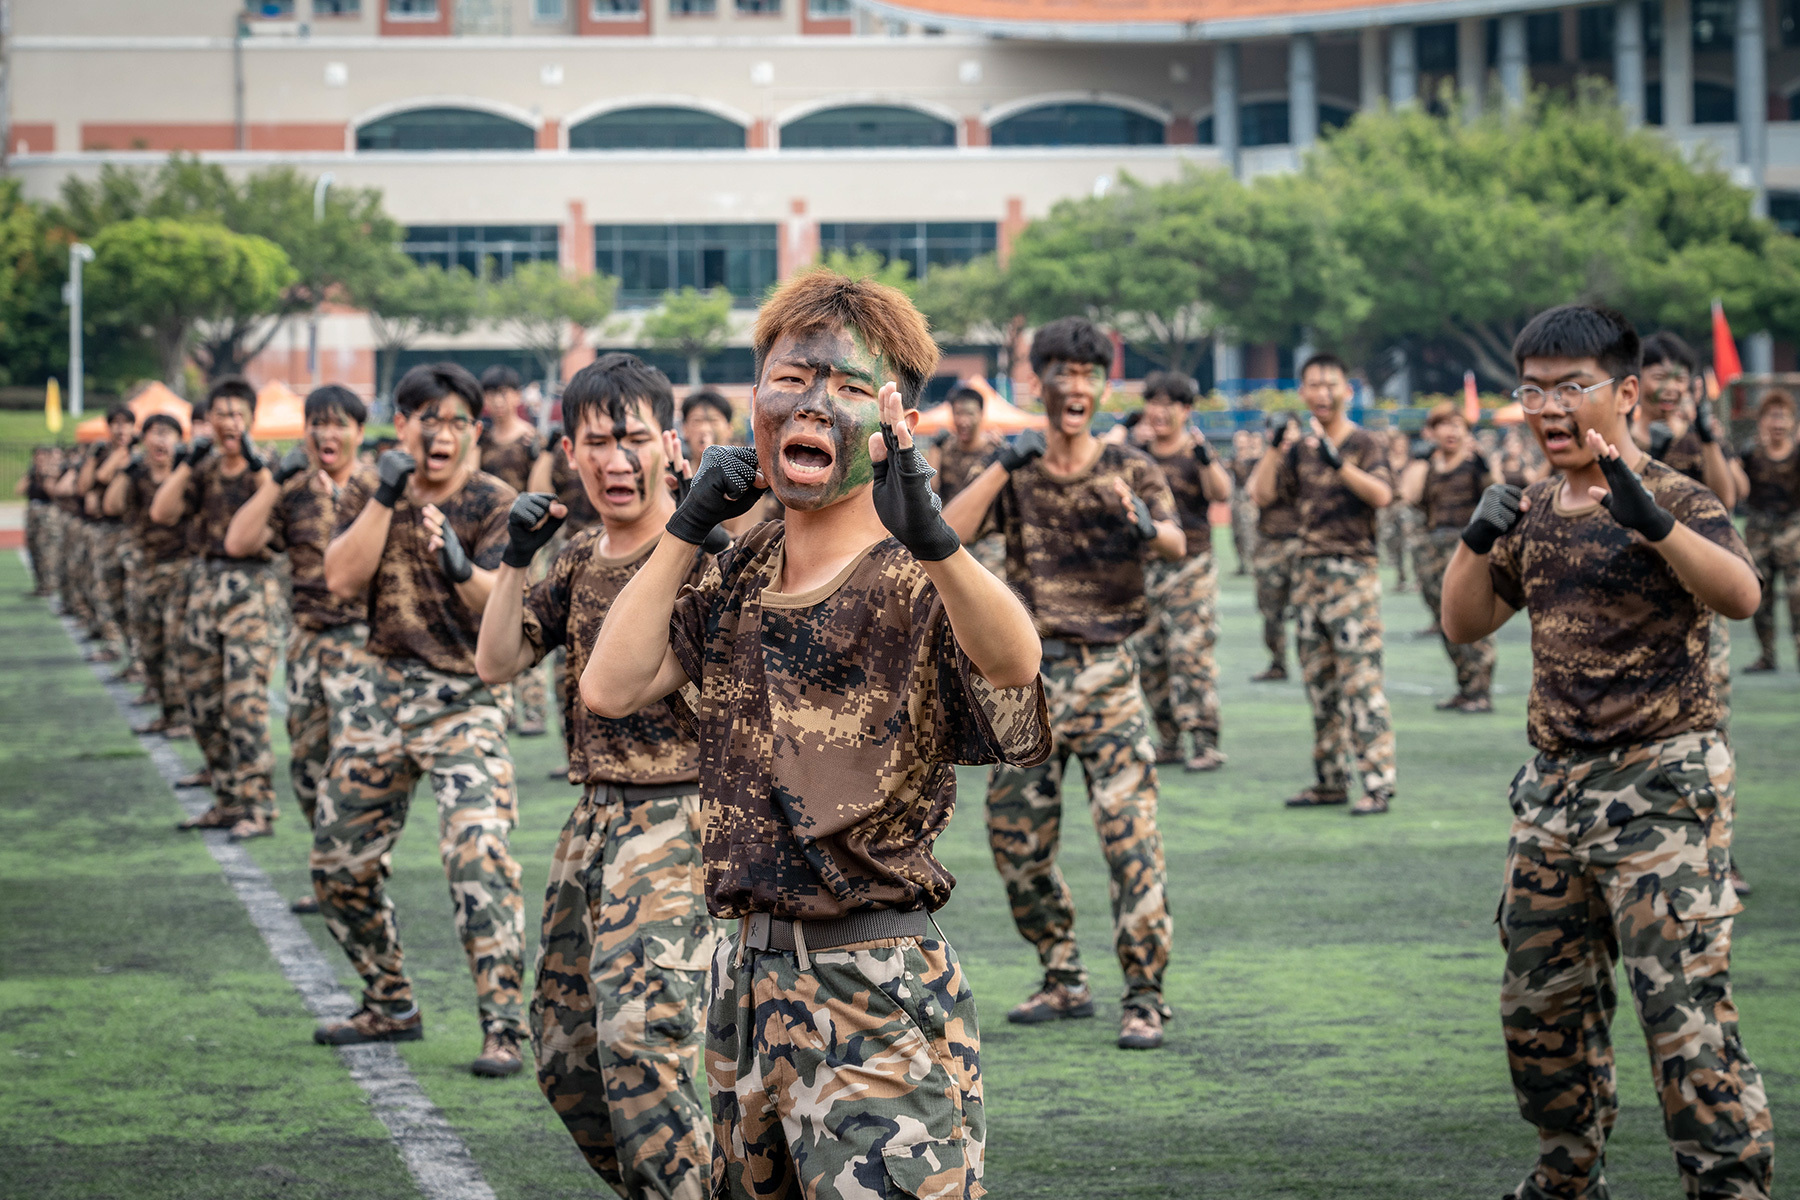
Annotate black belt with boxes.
[741,909,931,955]
[205,556,272,567]
[586,780,698,803]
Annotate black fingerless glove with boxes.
[1191,436,1214,467]
[997,429,1046,473]
[1647,421,1675,462]
[272,444,311,485]
[438,519,473,583]
[239,432,266,474]
[1693,402,1718,445]
[501,492,565,568]
[871,426,961,562]
[373,449,416,508]
[1411,441,1435,461]
[185,435,214,468]
[1316,436,1344,471]
[1128,494,1157,542]
[1460,483,1523,555]
[666,445,763,546]
[1597,453,1675,542]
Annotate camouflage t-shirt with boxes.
[1487,461,1752,759]
[1148,442,1213,557]
[271,464,376,631]
[1741,445,1799,520]
[1422,453,1495,530]
[185,457,273,561]
[479,428,543,495]
[988,442,1178,644]
[549,447,599,535]
[933,433,999,507]
[1254,456,1301,541]
[667,522,1051,920]
[1277,428,1392,560]
[333,469,516,675]
[1655,426,1735,490]
[522,529,716,786]
[123,468,189,563]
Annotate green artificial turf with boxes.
[3,544,1796,1199]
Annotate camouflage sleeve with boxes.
[334,471,372,539]
[1131,455,1179,525]
[1669,483,1753,568]
[467,482,515,571]
[183,467,205,519]
[1487,521,1526,611]
[668,578,714,688]
[1352,432,1393,489]
[265,480,295,555]
[926,593,1051,768]
[519,539,575,665]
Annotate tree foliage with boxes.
[812,248,914,293]
[0,180,70,388]
[357,255,483,402]
[642,286,734,386]
[487,262,618,387]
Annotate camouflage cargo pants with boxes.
[182,562,279,818]
[968,533,1007,577]
[1415,525,1496,701]
[130,557,191,724]
[708,933,984,1200]
[285,621,372,826]
[1379,506,1411,583]
[509,661,549,733]
[1294,555,1396,798]
[34,506,68,599]
[1498,731,1772,1200]
[120,541,144,669]
[1229,494,1256,574]
[90,524,129,653]
[61,520,95,628]
[1252,536,1299,670]
[986,643,1171,1013]
[1744,512,1800,666]
[25,501,55,592]
[532,782,716,1199]
[1708,615,1731,736]
[311,657,525,1035]
[1130,552,1221,751]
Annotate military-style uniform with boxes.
[86,446,130,656]
[57,449,98,632]
[1414,452,1497,703]
[933,431,1004,574]
[521,529,719,1199]
[667,524,1048,1200]
[121,464,194,727]
[1228,454,1258,574]
[24,458,57,595]
[1278,429,1396,801]
[311,469,524,1038]
[1251,458,1301,675]
[178,456,281,821]
[1741,441,1800,666]
[1651,428,1737,725]
[983,443,1178,1017]
[1130,438,1221,757]
[481,428,549,733]
[1486,462,1772,1200]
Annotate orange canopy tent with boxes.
[1490,402,1526,426]
[73,381,193,442]
[913,375,1046,437]
[251,379,306,441]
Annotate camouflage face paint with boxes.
[1040,361,1108,435]
[754,326,887,512]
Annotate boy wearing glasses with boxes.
[312,363,528,1078]
[1442,305,1771,1200]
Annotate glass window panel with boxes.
[569,106,744,150]
[1643,0,1663,52]
[1770,192,1800,236]
[595,224,778,305]
[248,0,297,13]
[400,225,558,278]
[532,0,564,17]
[357,107,534,151]
[737,0,780,12]
[1692,0,1735,49]
[1415,23,1457,72]
[1784,0,1800,46]
[1526,11,1562,63]
[1239,101,1289,148]
[591,0,640,13]
[1694,79,1737,122]
[670,0,716,13]
[1578,6,1614,60]
[989,103,1165,147]
[808,0,849,14]
[388,0,438,14]
[780,106,955,149]
[816,221,997,280]
[315,0,361,12]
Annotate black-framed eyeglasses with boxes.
[1511,377,1616,415]
[417,413,474,434]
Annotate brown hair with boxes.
[1424,401,1466,431]
[753,269,939,405]
[1758,389,1796,420]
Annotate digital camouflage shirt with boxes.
[1487,460,1752,759]
[1148,442,1213,558]
[185,457,273,561]
[1741,444,1799,520]
[1654,425,1735,490]
[1422,453,1495,530]
[124,468,189,563]
[522,528,717,786]
[1254,456,1302,541]
[334,468,516,675]
[479,428,543,495]
[986,441,1178,644]
[1277,427,1392,561]
[667,522,1051,921]
[933,432,999,507]
[270,463,376,631]
[548,446,599,535]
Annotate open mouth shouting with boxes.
[780,429,838,489]
[1537,414,1579,457]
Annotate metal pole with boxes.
[233,13,247,151]
[1,0,13,169]
[308,173,334,384]
[68,243,94,417]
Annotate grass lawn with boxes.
[1,544,1795,1199]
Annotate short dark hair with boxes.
[1641,330,1698,376]
[1142,370,1197,407]
[141,413,182,437]
[480,365,522,394]
[394,363,483,419]
[1030,317,1113,377]
[947,385,985,411]
[305,384,368,426]
[207,376,258,413]
[1758,389,1796,419]
[1512,305,1641,381]
[563,353,676,438]
[681,388,732,424]
[106,403,134,425]
[1298,353,1349,383]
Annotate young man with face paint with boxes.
[313,363,527,1077]
[477,354,721,1200]
[1129,370,1232,771]
[1248,354,1397,817]
[224,385,375,874]
[586,271,1049,1200]
[478,366,550,738]
[942,316,1185,1051]
[106,414,191,737]
[1441,305,1771,1200]
[1741,390,1800,673]
[151,378,284,837]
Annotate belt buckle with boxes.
[745,912,773,951]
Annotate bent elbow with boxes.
[1718,584,1761,623]
[582,679,632,721]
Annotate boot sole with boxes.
[1006,1001,1096,1025]
[314,1025,424,1046]
[470,1058,525,1077]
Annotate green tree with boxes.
[0,180,68,388]
[487,262,618,388]
[357,255,482,403]
[912,254,1024,381]
[812,248,914,293]
[85,219,295,389]
[642,286,734,386]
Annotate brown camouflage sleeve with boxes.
[1487,518,1526,611]
[1131,455,1178,525]
[928,598,1051,767]
[1668,484,1754,568]
[333,471,372,539]
[519,540,576,665]
[469,489,511,570]
[1351,432,1393,488]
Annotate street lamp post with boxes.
[66,242,95,417]
[308,172,335,385]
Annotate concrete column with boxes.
[1457,17,1485,119]
[1662,0,1693,130]
[1359,26,1384,111]
[1213,336,1242,400]
[1389,24,1417,108]
[1290,33,1318,150]
[1738,0,1767,215]
[1499,13,1528,112]
[1747,332,1774,374]
[1214,41,1240,176]
[1615,0,1645,128]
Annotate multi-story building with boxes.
[2,0,1793,395]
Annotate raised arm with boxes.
[324,449,411,599]
[223,475,281,558]
[1441,483,1525,643]
[583,535,697,718]
[475,493,566,686]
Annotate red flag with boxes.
[1711,300,1743,383]
[1463,370,1480,425]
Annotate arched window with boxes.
[989,102,1164,147]
[568,106,746,151]
[356,106,535,152]
[780,105,954,150]
[1196,102,1356,148]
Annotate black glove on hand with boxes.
[184,435,214,468]
[272,444,311,485]
[1316,435,1344,471]
[1191,435,1214,467]
[126,451,147,480]
[373,449,416,508]
[1270,417,1300,450]
[997,429,1046,473]
[1127,494,1157,542]
[872,426,961,562]
[1460,483,1524,554]
[501,492,565,568]
[1597,452,1675,542]
[239,432,265,473]
[1693,402,1718,445]
[1411,441,1436,461]
[666,445,763,546]
[1120,410,1143,430]
[1647,421,1675,461]
[437,519,473,584]
[700,524,732,556]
